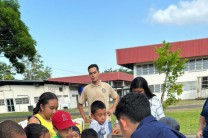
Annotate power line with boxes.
[52,67,85,75]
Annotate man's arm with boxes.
[107,95,120,115]
[78,103,90,123]
[196,115,205,138]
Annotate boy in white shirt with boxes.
[89,100,109,138]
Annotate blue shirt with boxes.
[131,115,186,138]
[201,98,208,137]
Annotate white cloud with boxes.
[150,0,208,25]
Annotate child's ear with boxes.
[40,104,44,111]
[91,113,94,119]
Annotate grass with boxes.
[165,107,202,135]
[168,99,205,106]
[0,99,205,135]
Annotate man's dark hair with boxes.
[91,100,106,114]
[115,92,151,123]
[88,64,99,71]
[25,124,49,138]
[81,128,98,138]
[0,120,26,138]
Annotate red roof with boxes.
[48,72,133,84]
[116,38,208,69]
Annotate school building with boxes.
[0,80,73,113]
[49,71,133,100]
[0,72,133,113]
[116,38,208,100]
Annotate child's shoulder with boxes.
[90,119,99,125]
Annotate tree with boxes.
[0,62,15,80]
[22,53,52,80]
[153,41,187,108]
[0,0,36,73]
[104,67,133,74]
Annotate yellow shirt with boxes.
[35,114,56,138]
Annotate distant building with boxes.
[0,72,133,113]
[116,38,208,99]
[49,71,133,100]
[0,80,73,113]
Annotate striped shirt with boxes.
[149,96,165,120]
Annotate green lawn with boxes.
[165,107,202,135]
[0,99,205,135]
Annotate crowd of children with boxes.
[0,94,185,138]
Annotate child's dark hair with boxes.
[91,100,106,114]
[81,128,98,138]
[88,64,99,71]
[130,76,155,99]
[25,124,49,138]
[0,120,26,138]
[33,92,58,115]
[72,125,80,135]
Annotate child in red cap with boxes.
[52,110,75,138]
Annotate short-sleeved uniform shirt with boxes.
[201,98,208,137]
[78,81,118,121]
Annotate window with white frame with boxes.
[202,77,208,89]
[196,59,202,70]
[204,58,208,69]
[136,65,142,75]
[136,64,158,76]
[15,97,29,105]
[178,81,197,91]
[22,98,29,104]
[185,58,208,71]
[184,62,188,71]
[189,59,195,70]
[148,84,162,93]
[15,98,22,104]
[34,97,39,103]
[155,84,161,93]
[57,95,62,98]
[149,85,154,93]
[0,99,5,106]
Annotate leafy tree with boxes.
[0,62,15,80]
[154,41,187,108]
[0,0,36,73]
[22,53,52,80]
[104,67,133,74]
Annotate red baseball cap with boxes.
[52,110,75,130]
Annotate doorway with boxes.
[6,98,15,112]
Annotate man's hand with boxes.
[84,117,90,123]
[107,107,114,116]
[196,130,203,138]
[112,124,121,134]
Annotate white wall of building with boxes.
[133,64,208,100]
[0,83,79,113]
